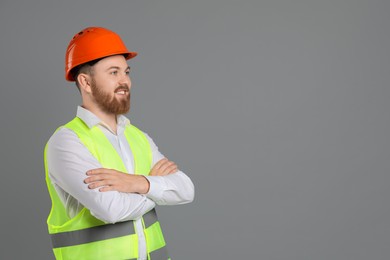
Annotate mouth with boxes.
[114,88,129,96]
[115,90,128,95]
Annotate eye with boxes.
[110,71,118,75]
[125,70,130,75]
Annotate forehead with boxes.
[94,55,128,70]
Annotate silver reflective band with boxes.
[51,220,135,248]
[150,245,169,260]
[51,209,159,248]
[143,208,158,228]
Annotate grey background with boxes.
[0,0,389,259]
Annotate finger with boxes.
[149,159,169,175]
[86,168,104,175]
[84,174,111,184]
[159,161,176,173]
[88,180,111,189]
[166,165,178,174]
[153,158,169,170]
[84,177,94,184]
[84,176,103,184]
[99,186,115,192]
[164,163,178,174]
[87,168,116,175]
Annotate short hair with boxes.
[70,57,104,91]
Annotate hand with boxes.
[84,168,150,194]
[149,158,179,176]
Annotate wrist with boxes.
[137,175,150,194]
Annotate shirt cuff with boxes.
[145,176,166,202]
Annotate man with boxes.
[44,27,194,260]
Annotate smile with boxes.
[115,90,127,95]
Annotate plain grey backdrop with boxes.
[0,0,389,259]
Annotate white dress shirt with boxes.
[46,106,194,260]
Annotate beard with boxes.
[90,78,130,115]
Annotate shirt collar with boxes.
[76,106,131,132]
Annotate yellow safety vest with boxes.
[44,117,169,260]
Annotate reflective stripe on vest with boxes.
[44,117,169,259]
[51,209,158,248]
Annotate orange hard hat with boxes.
[65,27,137,81]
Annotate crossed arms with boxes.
[84,158,179,194]
[47,128,194,224]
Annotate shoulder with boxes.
[46,126,83,153]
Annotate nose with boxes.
[119,72,131,88]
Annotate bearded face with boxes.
[90,77,131,115]
[79,55,132,116]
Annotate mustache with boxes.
[114,86,130,93]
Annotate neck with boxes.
[82,103,118,134]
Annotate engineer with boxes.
[44,26,194,260]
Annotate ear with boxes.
[77,73,93,94]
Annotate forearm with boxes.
[145,171,194,205]
[88,190,156,223]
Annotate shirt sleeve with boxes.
[143,132,195,205]
[46,127,156,224]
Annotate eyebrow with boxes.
[106,66,131,71]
